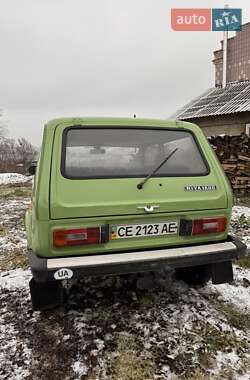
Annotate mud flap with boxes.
[211,261,233,285]
[29,278,64,311]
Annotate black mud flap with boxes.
[29,278,64,311]
[211,261,233,285]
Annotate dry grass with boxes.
[112,333,155,380]
[0,183,32,200]
[0,249,28,271]
[236,253,250,269]
[0,225,7,236]
[210,298,250,331]
[182,370,211,380]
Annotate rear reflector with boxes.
[192,217,227,235]
[53,227,100,247]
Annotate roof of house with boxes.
[174,81,250,120]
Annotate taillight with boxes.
[53,227,100,247]
[192,217,227,235]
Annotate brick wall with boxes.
[213,23,250,86]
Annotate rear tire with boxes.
[175,264,211,286]
[29,278,64,311]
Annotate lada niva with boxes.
[25,118,246,310]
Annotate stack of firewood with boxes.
[208,134,250,194]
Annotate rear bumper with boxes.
[28,236,247,282]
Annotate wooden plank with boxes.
[238,155,250,162]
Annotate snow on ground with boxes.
[232,205,250,250]
[0,173,31,185]
[232,205,250,219]
[0,187,249,379]
[0,268,31,290]
[203,266,250,313]
[0,199,29,258]
[1,265,250,380]
[0,270,32,380]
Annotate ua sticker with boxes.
[54,268,73,280]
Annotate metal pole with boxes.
[222,4,229,87]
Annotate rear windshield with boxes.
[62,128,208,178]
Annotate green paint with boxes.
[25,118,233,258]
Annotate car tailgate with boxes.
[50,175,228,219]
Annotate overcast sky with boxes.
[0,0,249,145]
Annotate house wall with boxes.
[186,112,250,136]
[213,23,250,86]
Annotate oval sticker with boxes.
[54,268,73,280]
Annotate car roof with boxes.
[45,117,196,130]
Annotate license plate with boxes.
[111,221,178,239]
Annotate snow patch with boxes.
[0,199,29,255]
[232,206,250,219]
[71,360,88,377]
[216,350,240,371]
[232,206,250,249]
[237,374,250,380]
[0,173,31,185]
[0,268,31,290]
[0,269,32,380]
[207,267,250,312]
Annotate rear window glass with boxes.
[62,128,208,178]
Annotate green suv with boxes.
[25,118,246,310]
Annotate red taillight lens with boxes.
[192,217,227,235]
[53,227,100,247]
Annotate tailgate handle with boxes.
[137,205,160,213]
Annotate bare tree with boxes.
[0,137,37,173]
[0,110,37,173]
[0,138,17,172]
[16,138,37,172]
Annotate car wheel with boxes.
[175,264,212,286]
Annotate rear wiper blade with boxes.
[137,147,179,190]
